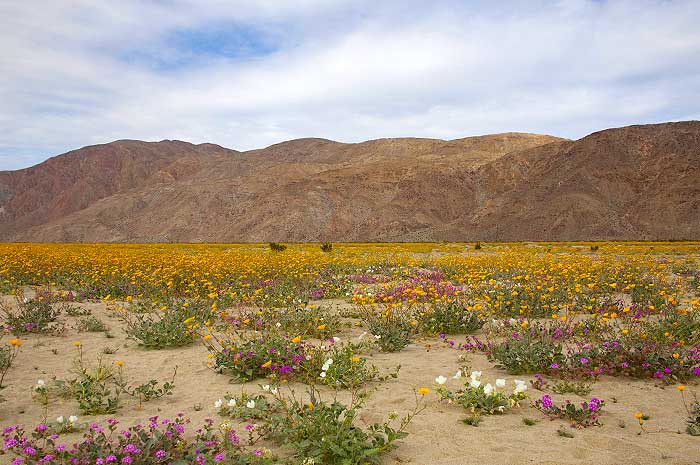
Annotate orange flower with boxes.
[418,387,430,395]
[677,385,685,391]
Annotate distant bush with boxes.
[590,245,599,252]
[269,242,287,252]
[474,242,482,250]
[320,242,333,253]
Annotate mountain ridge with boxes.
[1,122,698,242]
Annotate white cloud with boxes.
[1,0,699,169]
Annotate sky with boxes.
[1,0,699,170]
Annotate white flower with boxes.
[320,371,327,378]
[262,385,270,391]
[271,387,278,394]
[469,378,481,388]
[68,416,78,424]
[470,371,481,380]
[246,400,256,408]
[275,322,281,327]
[56,416,64,424]
[332,337,340,343]
[435,376,447,385]
[453,370,462,379]
[36,379,45,387]
[374,335,381,340]
[509,318,517,325]
[497,405,506,413]
[227,399,237,408]
[495,379,506,388]
[483,383,494,395]
[513,380,527,394]
[214,399,223,409]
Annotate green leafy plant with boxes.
[534,394,604,428]
[0,337,22,388]
[77,316,109,332]
[1,292,63,334]
[552,380,593,396]
[320,242,333,252]
[419,302,485,335]
[116,300,202,348]
[435,372,528,416]
[359,305,415,352]
[203,330,307,382]
[488,333,565,374]
[262,385,426,465]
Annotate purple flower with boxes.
[121,457,132,464]
[580,357,589,365]
[541,395,553,408]
[155,450,166,459]
[550,363,559,369]
[214,453,225,462]
[23,447,36,456]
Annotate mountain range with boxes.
[0,121,698,242]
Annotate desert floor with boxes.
[0,296,698,465]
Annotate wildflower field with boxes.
[0,242,699,465]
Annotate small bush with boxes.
[1,292,63,334]
[320,242,333,252]
[419,302,485,335]
[77,316,109,333]
[269,242,287,252]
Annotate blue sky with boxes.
[1,0,699,170]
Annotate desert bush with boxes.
[419,301,485,335]
[1,292,63,334]
[488,333,565,374]
[358,304,416,352]
[77,315,109,332]
[116,300,207,348]
[320,242,333,252]
[534,394,605,428]
[268,242,287,252]
[435,371,528,417]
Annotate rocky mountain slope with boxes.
[0,122,697,242]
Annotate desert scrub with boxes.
[2,414,276,465]
[76,315,109,332]
[276,304,342,338]
[435,371,528,416]
[533,394,605,428]
[1,291,63,334]
[256,385,426,465]
[0,337,23,388]
[487,332,565,374]
[358,304,416,352]
[50,344,178,415]
[418,301,485,335]
[204,330,308,382]
[678,385,700,435]
[116,299,206,348]
[299,342,395,389]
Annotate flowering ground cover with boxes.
[0,242,698,464]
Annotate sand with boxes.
[0,296,698,465]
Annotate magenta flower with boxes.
[541,394,553,408]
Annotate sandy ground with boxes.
[0,296,698,465]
